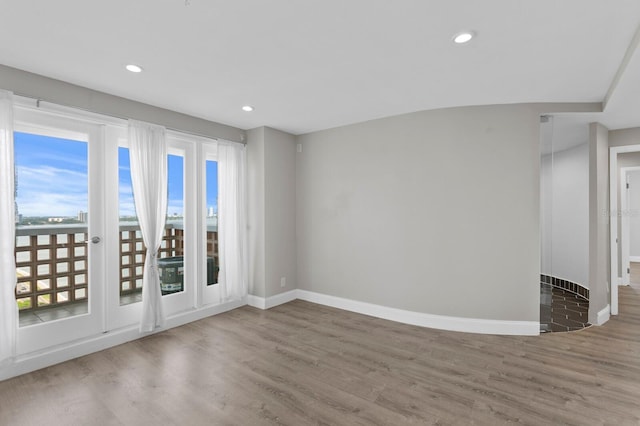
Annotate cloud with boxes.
[18,193,88,217]
[16,165,88,216]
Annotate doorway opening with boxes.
[610,145,640,314]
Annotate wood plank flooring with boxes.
[1,287,640,425]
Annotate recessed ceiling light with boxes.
[126,64,143,73]
[242,105,254,112]
[453,32,475,44]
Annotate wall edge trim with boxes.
[296,290,539,336]
[248,290,298,310]
[596,304,611,326]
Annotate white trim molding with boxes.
[629,256,640,263]
[296,290,539,336]
[595,304,611,326]
[609,144,640,316]
[248,290,297,310]
[248,289,539,335]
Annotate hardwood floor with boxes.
[630,261,640,286]
[1,289,640,425]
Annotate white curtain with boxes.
[128,120,168,332]
[217,140,248,301]
[0,90,17,365]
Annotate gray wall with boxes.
[247,126,297,299]
[247,127,266,297]
[540,143,589,287]
[588,123,610,324]
[0,64,244,142]
[264,127,297,297]
[296,104,542,321]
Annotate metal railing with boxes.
[15,223,218,312]
[15,226,89,311]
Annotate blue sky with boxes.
[15,132,88,217]
[15,132,218,218]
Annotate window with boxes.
[14,131,90,323]
[160,152,186,296]
[118,146,143,305]
[205,158,218,285]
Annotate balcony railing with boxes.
[15,222,218,312]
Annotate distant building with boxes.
[78,210,88,223]
[48,217,64,223]
[207,206,215,217]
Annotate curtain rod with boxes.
[12,92,247,143]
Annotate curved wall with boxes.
[540,143,589,288]
[296,104,543,327]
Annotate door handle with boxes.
[85,236,101,244]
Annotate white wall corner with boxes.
[264,290,298,309]
[247,294,266,310]
[595,304,611,325]
[247,289,297,310]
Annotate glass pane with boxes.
[118,146,141,305]
[540,118,553,332]
[160,155,185,296]
[17,297,32,310]
[37,294,51,307]
[205,159,218,286]
[14,132,89,324]
[540,117,590,333]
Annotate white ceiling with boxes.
[1,0,640,135]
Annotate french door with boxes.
[12,100,221,354]
[14,108,105,354]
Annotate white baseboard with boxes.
[296,290,539,336]
[0,298,246,382]
[595,304,611,326]
[630,256,640,262]
[248,289,297,310]
[247,294,266,309]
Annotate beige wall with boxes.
[247,127,297,299]
[296,104,543,321]
[247,127,266,297]
[264,128,297,297]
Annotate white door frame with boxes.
[609,144,640,316]
[14,108,106,354]
[619,166,640,286]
